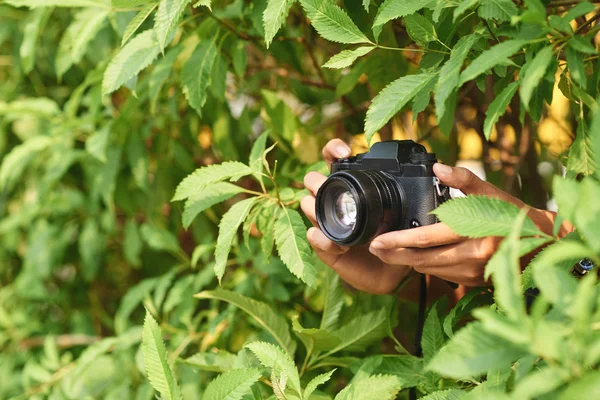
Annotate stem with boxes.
[575,10,600,34]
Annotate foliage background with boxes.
[1,0,600,399]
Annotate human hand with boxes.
[301,139,411,294]
[368,163,565,286]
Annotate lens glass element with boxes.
[334,192,357,227]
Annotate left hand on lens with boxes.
[368,163,566,286]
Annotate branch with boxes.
[19,334,102,350]
[575,10,600,34]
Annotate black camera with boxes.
[315,140,450,246]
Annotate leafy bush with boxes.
[1,0,599,399]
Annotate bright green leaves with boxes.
[142,311,182,400]
[323,46,375,69]
[20,7,51,74]
[78,219,104,281]
[246,341,302,395]
[373,0,433,34]
[196,289,297,356]
[6,0,106,7]
[181,37,219,116]
[322,308,389,357]
[274,207,317,288]
[520,46,554,110]
[263,0,295,48]
[459,40,527,85]
[214,197,258,282]
[172,162,252,202]
[102,29,161,95]
[422,301,446,361]
[365,73,437,145]
[203,368,262,400]
[334,374,401,400]
[304,369,335,400]
[432,196,543,238]
[405,14,437,45]
[0,136,53,192]
[154,0,192,51]
[122,2,158,46]
[567,119,597,177]
[483,81,519,139]
[478,0,519,22]
[182,183,244,229]
[300,0,371,44]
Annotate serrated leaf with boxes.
[195,289,297,356]
[304,369,336,400]
[142,310,182,400]
[245,341,301,395]
[172,162,253,201]
[140,223,180,253]
[412,74,436,122]
[405,13,436,44]
[567,119,597,177]
[419,389,466,400]
[478,0,518,22]
[322,46,374,69]
[182,182,244,229]
[322,308,388,357]
[102,29,161,95]
[214,197,258,282]
[181,37,219,115]
[483,81,519,139]
[274,207,317,287]
[432,195,542,238]
[364,73,437,145]
[321,269,344,330]
[435,34,479,122]
[292,317,341,352]
[454,0,479,22]
[520,46,553,110]
[6,0,107,7]
[194,0,211,9]
[300,0,371,44]
[373,0,433,33]
[459,40,527,85]
[422,301,445,361]
[154,0,192,51]
[566,46,587,89]
[334,374,401,400]
[203,368,262,400]
[263,0,295,48]
[113,0,152,6]
[182,351,237,372]
[20,7,52,74]
[426,322,527,379]
[122,2,157,46]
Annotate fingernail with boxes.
[336,145,351,158]
[370,241,385,249]
[435,163,452,177]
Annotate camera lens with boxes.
[316,171,405,246]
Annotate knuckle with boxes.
[414,231,431,248]
[409,250,425,267]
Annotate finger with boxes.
[370,223,461,250]
[304,171,327,195]
[433,163,525,207]
[413,264,490,287]
[307,227,349,255]
[369,239,490,268]
[323,139,351,166]
[301,196,317,226]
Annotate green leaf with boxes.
[0,97,60,118]
[300,0,371,44]
[420,390,465,400]
[552,176,579,223]
[568,36,597,55]
[292,317,341,352]
[322,46,374,69]
[454,0,479,22]
[249,131,269,178]
[567,118,597,177]
[142,310,182,400]
[182,351,237,372]
[140,223,180,253]
[102,29,161,95]
[364,73,437,145]
[214,197,258,282]
[459,40,527,85]
[334,374,401,400]
[478,0,518,22]
[373,0,433,33]
[6,0,107,7]
[0,136,53,192]
[194,0,211,9]
[122,2,157,46]
[56,8,109,79]
[435,34,479,122]
[274,207,317,287]
[154,0,192,51]
[182,182,244,229]
[195,289,297,356]
[422,301,445,361]
[323,308,388,357]
[263,0,294,48]
[86,126,111,162]
[483,81,519,139]
[127,131,149,190]
[245,341,301,395]
[573,178,600,250]
[124,219,142,267]
[443,289,492,337]
[560,370,600,400]
[432,195,543,238]
[321,269,345,330]
[304,369,335,400]
[427,322,526,379]
[203,368,262,400]
[520,46,553,110]
[78,219,104,281]
[172,161,253,201]
[181,37,219,115]
[149,44,181,112]
[566,46,587,89]
[20,7,52,74]
[404,14,437,44]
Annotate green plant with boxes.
[1,0,599,399]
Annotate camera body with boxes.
[315,140,449,246]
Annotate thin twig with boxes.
[575,11,600,34]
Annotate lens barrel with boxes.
[315,170,405,246]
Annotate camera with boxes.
[315,140,450,246]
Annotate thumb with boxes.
[433,163,524,206]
